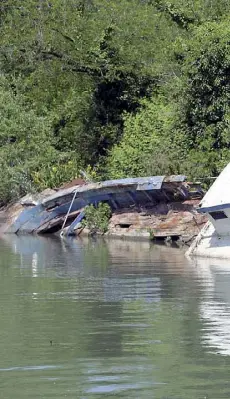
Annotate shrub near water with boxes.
[2,0,230,204]
[82,203,112,235]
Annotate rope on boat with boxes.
[60,190,77,237]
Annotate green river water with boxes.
[0,235,230,398]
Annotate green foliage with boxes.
[0,0,230,204]
[0,77,79,203]
[175,19,230,178]
[107,15,230,181]
[82,202,112,234]
[106,97,182,178]
[32,158,80,190]
[0,0,180,167]
[153,0,230,27]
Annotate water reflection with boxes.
[3,234,189,276]
[191,257,230,356]
[2,235,230,398]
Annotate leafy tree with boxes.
[175,19,230,177]
[0,0,180,165]
[0,77,79,204]
[0,0,230,204]
[106,97,182,178]
[151,0,230,27]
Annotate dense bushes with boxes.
[1,1,230,203]
[82,203,111,234]
[0,78,79,203]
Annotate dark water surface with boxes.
[1,235,230,398]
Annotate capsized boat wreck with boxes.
[187,163,230,259]
[4,175,205,238]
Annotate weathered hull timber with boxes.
[4,175,204,236]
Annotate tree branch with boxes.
[40,50,99,77]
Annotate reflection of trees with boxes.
[3,236,230,398]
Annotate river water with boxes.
[1,235,230,398]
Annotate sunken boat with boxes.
[4,175,205,239]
